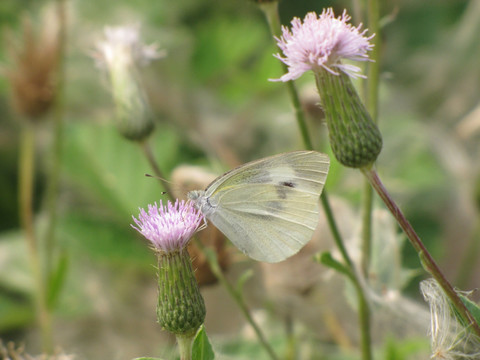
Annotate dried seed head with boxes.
[3,9,61,121]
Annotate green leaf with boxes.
[62,121,178,219]
[192,326,214,360]
[0,294,34,331]
[58,212,151,268]
[460,294,480,328]
[235,269,253,294]
[46,252,69,310]
[132,357,165,360]
[314,251,352,279]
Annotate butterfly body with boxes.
[188,151,330,263]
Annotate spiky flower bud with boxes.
[132,200,206,336]
[272,8,382,168]
[156,250,206,336]
[315,70,382,167]
[94,25,165,141]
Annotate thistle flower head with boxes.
[273,8,374,82]
[132,199,204,253]
[94,25,165,69]
[132,199,206,337]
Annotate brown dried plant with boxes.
[0,340,74,360]
[3,9,61,121]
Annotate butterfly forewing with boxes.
[204,151,329,198]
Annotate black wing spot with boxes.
[276,181,295,200]
[280,181,296,188]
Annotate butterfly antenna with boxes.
[145,173,174,196]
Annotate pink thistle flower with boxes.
[273,8,374,81]
[94,25,166,69]
[132,199,204,253]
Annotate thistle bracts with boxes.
[157,249,206,336]
[108,61,154,141]
[315,70,382,168]
[94,26,166,141]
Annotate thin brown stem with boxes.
[362,166,480,337]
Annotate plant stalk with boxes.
[177,334,194,360]
[200,243,279,360]
[362,166,480,336]
[360,0,381,278]
[45,0,67,275]
[19,125,53,353]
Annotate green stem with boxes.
[356,282,372,360]
[360,0,381,279]
[320,192,352,269]
[139,140,174,200]
[259,1,313,151]
[44,0,67,276]
[200,242,279,360]
[177,334,194,360]
[321,190,372,360]
[19,125,53,353]
[360,184,373,277]
[362,166,480,337]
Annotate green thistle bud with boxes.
[109,65,154,141]
[157,249,206,336]
[94,26,166,142]
[315,70,382,168]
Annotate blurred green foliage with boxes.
[0,0,479,358]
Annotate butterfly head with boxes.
[187,190,211,215]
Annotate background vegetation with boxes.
[1,0,479,358]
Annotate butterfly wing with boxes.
[204,151,329,197]
[205,151,329,262]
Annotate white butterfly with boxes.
[188,151,330,263]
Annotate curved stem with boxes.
[259,2,313,151]
[199,242,279,360]
[19,125,53,353]
[362,166,480,337]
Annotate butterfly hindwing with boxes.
[207,182,321,262]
